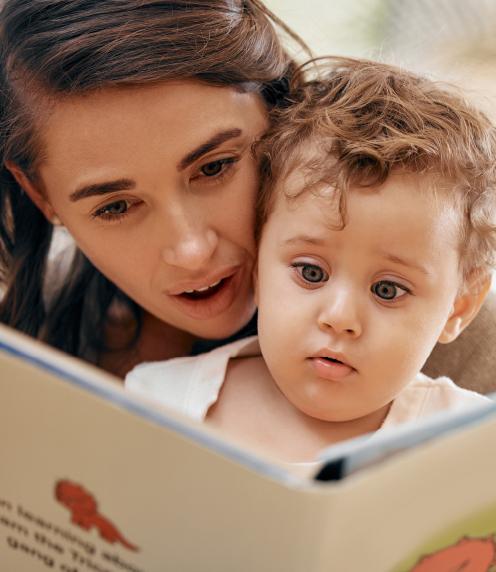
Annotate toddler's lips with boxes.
[309,355,355,381]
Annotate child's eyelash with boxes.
[291,262,329,284]
[371,280,412,302]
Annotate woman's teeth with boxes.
[323,357,342,364]
[183,279,221,294]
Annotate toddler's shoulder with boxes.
[413,372,493,412]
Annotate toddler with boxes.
[126,58,495,463]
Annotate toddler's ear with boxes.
[438,272,492,344]
[5,161,58,222]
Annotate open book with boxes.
[1,323,496,572]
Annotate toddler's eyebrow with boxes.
[283,238,432,276]
[382,253,431,276]
[283,235,326,247]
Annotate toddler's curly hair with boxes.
[257,57,496,282]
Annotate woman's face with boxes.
[31,81,268,339]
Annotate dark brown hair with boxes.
[0,0,304,361]
[257,57,496,280]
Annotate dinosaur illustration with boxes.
[55,479,139,552]
[410,536,496,572]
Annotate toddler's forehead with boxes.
[273,176,341,222]
[273,168,464,245]
[277,164,459,207]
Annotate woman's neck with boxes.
[99,310,196,379]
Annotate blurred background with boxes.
[266,0,496,120]
[266,0,496,292]
[45,1,496,293]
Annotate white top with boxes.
[125,336,491,427]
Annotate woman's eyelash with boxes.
[92,199,137,222]
[194,157,238,182]
[91,158,238,223]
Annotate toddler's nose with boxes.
[317,288,362,338]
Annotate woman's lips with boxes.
[309,356,355,381]
[167,268,242,320]
[179,278,225,300]
[168,266,238,296]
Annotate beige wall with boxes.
[265,0,386,58]
[265,0,496,292]
[266,1,496,118]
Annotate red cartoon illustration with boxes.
[410,536,496,572]
[55,479,139,552]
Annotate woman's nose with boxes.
[160,207,218,270]
[317,285,362,338]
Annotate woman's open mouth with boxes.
[179,277,226,300]
[168,269,242,320]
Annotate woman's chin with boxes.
[185,301,256,341]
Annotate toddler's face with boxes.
[256,171,464,424]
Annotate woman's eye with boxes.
[93,199,135,221]
[293,263,329,284]
[201,160,224,177]
[371,280,409,301]
[102,201,128,215]
[197,157,236,179]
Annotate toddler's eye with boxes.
[371,280,409,301]
[293,263,329,284]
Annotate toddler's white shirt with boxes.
[125,336,491,427]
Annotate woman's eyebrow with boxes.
[69,179,135,202]
[68,128,243,202]
[177,128,242,171]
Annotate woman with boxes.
[0,0,303,375]
[0,0,494,389]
